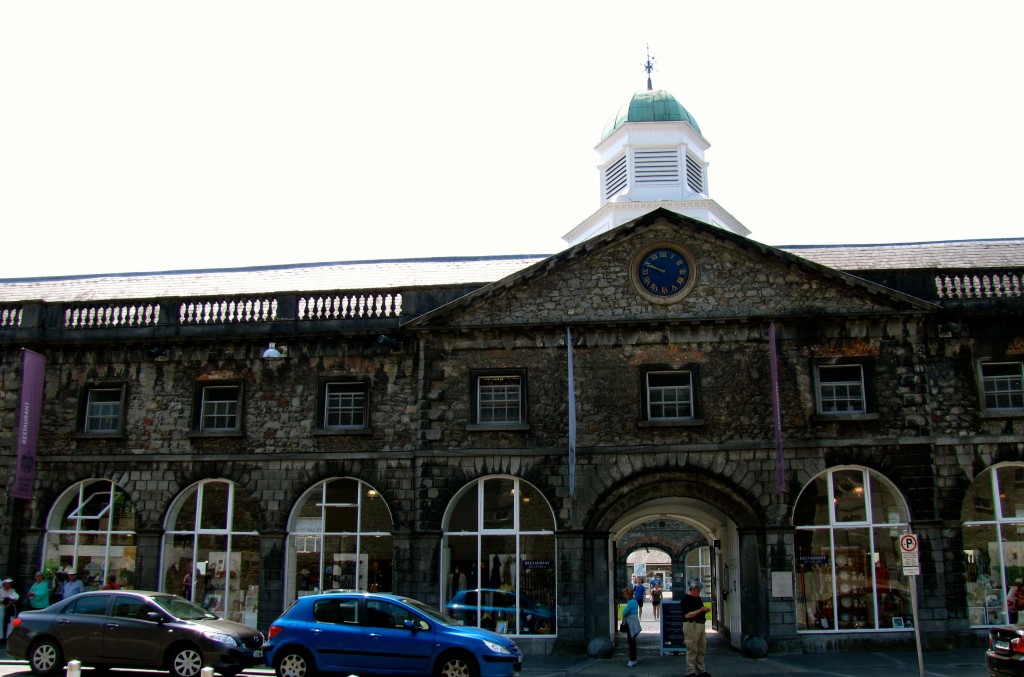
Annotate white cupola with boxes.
[563,62,749,247]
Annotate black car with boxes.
[987,625,1024,676]
[7,590,264,677]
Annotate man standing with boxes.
[1,578,19,640]
[62,570,85,599]
[681,580,711,677]
[632,577,645,618]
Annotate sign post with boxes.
[900,533,925,677]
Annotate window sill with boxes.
[313,428,373,436]
[187,431,245,439]
[466,423,530,432]
[639,418,705,428]
[980,410,1024,419]
[73,432,125,440]
[812,413,879,422]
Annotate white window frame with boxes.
[324,382,368,429]
[816,364,866,414]
[646,370,694,420]
[200,384,241,432]
[84,387,124,433]
[477,375,523,424]
[980,361,1024,412]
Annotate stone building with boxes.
[2,75,1024,656]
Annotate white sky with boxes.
[2,0,1022,279]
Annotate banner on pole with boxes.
[769,321,785,494]
[13,349,46,500]
[567,327,577,497]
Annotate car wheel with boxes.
[435,651,479,677]
[168,645,205,677]
[28,638,63,676]
[275,648,314,677]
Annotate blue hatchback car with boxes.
[262,592,523,677]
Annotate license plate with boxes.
[995,640,1011,651]
[253,650,264,658]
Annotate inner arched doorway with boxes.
[610,497,740,643]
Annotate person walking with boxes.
[101,574,121,590]
[650,575,663,622]
[621,586,641,668]
[1,578,19,640]
[681,580,711,677]
[26,572,51,610]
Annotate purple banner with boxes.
[566,327,577,497]
[769,322,785,494]
[13,349,45,500]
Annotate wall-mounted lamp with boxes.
[367,489,379,499]
[378,335,403,351]
[262,342,286,360]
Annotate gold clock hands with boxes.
[645,264,667,274]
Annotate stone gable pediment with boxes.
[408,209,936,329]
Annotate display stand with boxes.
[660,600,687,655]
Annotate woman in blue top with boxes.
[621,586,641,667]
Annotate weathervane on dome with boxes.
[644,45,657,91]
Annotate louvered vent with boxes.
[635,149,679,184]
[686,154,704,193]
[604,155,628,200]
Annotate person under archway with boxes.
[681,580,711,677]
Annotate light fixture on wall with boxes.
[262,342,285,360]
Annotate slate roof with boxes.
[779,238,1024,271]
[1,238,1022,303]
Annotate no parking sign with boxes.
[900,533,920,576]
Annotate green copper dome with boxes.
[601,89,701,140]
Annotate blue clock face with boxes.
[637,246,692,297]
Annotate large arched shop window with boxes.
[793,466,912,632]
[161,479,260,625]
[285,477,394,601]
[441,476,556,636]
[963,463,1024,627]
[43,479,136,590]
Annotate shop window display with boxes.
[43,480,137,591]
[963,464,1024,627]
[285,478,394,601]
[794,467,913,632]
[161,480,261,625]
[441,476,556,636]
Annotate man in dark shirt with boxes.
[680,580,711,677]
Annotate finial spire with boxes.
[644,45,655,91]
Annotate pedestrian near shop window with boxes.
[62,570,84,598]
[650,575,663,622]
[1,578,19,640]
[681,580,711,677]
[26,572,50,610]
[101,574,120,590]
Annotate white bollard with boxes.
[201,668,215,677]
[66,660,82,677]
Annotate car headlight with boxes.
[482,640,511,655]
[206,632,240,647]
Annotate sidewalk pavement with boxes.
[0,617,994,677]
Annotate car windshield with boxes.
[150,595,219,620]
[400,597,459,626]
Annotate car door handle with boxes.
[310,629,322,634]
[105,623,119,630]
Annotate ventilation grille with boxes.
[686,154,704,193]
[604,155,628,199]
[635,149,679,184]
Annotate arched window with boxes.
[285,478,394,601]
[161,479,260,624]
[43,480,136,591]
[793,467,912,632]
[441,476,556,636]
[685,545,711,591]
[963,463,1024,626]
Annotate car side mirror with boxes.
[146,611,167,624]
[403,619,419,632]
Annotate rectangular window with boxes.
[199,384,241,432]
[647,371,694,420]
[478,375,522,424]
[77,384,127,436]
[817,364,866,414]
[324,382,368,429]
[981,362,1024,411]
